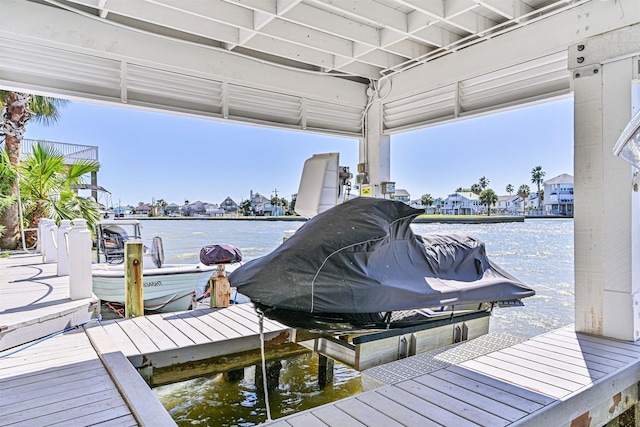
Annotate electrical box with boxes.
[381,182,396,194]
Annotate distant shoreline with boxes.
[123,214,573,224]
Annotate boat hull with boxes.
[92,263,216,312]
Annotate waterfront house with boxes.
[410,197,443,214]
[544,174,574,216]
[249,191,270,215]
[393,189,410,203]
[496,195,520,215]
[180,200,206,217]
[220,197,238,216]
[113,205,129,217]
[204,203,224,216]
[165,203,180,216]
[134,203,152,216]
[442,192,481,215]
[518,193,539,215]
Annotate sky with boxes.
[25,97,574,207]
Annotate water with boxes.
[143,218,574,426]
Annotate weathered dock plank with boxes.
[460,358,573,398]
[266,326,640,427]
[93,303,295,388]
[376,385,481,427]
[429,368,546,413]
[189,310,255,339]
[503,341,617,374]
[233,303,285,331]
[310,405,367,427]
[0,329,151,426]
[157,312,211,345]
[523,338,630,369]
[130,316,177,351]
[100,321,142,356]
[412,373,528,421]
[174,311,230,340]
[357,390,442,426]
[116,317,161,354]
[146,312,195,347]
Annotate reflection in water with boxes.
[154,352,361,426]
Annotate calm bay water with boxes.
[141,218,574,426]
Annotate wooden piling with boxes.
[210,264,230,308]
[125,241,144,318]
[318,354,334,388]
[255,360,282,392]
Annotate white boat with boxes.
[92,219,218,313]
[92,262,217,312]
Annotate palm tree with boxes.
[479,176,490,190]
[279,197,289,212]
[470,183,482,195]
[0,91,69,249]
[506,184,514,195]
[156,198,168,216]
[239,199,252,216]
[420,193,434,213]
[17,142,100,247]
[531,166,545,212]
[0,150,16,241]
[479,189,498,216]
[518,184,531,215]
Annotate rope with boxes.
[0,315,102,359]
[257,308,272,421]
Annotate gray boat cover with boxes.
[228,198,534,314]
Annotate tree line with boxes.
[420,167,546,216]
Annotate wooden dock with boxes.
[3,254,640,426]
[0,254,295,425]
[86,303,297,386]
[264,325,640,426]
[0,327,174,426]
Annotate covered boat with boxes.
[228,198,535,332]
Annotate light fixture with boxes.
[614,109,640,168]
[613,109,640,191]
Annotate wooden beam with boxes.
[149,342,310,386]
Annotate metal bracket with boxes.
[572,64,601,80]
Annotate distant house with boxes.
[249,191,270,215]
[393,189,410,203]
[165,203,181,216]
[113,206,129,217]
[263,200,285,216]
[544,173,574,216]
[496,195,520,215]
[442,192,481,215]
[181,201,207,216]
[204,203,224,216]
[520,193,539,214]
[135,203,152,216]
[220,197,238,216]
[409,197,442,214]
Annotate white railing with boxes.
[1,139,99,163]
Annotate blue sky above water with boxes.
[26,97,573,207]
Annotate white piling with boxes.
[40,219,58,263]
[56,219,73,276]
[68,218,93,300]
